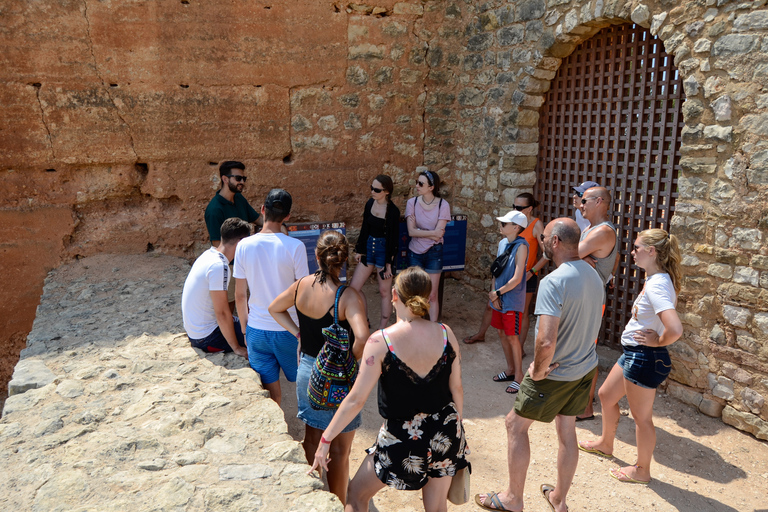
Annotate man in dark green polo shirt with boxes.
[205,161,261,309]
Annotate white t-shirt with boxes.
[182,247,230,340]
[233,232,309,331]
[621,273,677,347]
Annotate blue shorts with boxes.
[407,243,443,274]
[296,354,361,432]
[365,236,387,269]
[188,317,246,353]
[246,327,299,384]
[618,344,672,389]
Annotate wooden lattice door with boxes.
[533,24,683,346]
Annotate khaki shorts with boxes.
[513,366,597,423]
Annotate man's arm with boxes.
[211,290,247,358]
[528,314,560,380]
[578,225,615,260]
[235,278,249,336]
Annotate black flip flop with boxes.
[505,381,521,394]
[493,371,515,382]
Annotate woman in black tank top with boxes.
[269,231,369,505]
[309,266,468,511]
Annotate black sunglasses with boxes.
[500,222,508,227]
[371,186,383,193]
[513,205,529,211]
[226,175,247,182]
[574,190,583,198]
[417,180,428,187]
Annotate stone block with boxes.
[751,255,768,270]
[703,125,732,142]
[699,397,725,417]
[694,38,712,54]
[678,177,708,199]
[630,4,650,26]
[458,88,485,107]
[650,12,667,35]
[722,406,768,440]
[712,34,760,56]
[467,33,494,52]
[730,228,762,250]
[498,25,525,46]
[722,362,753,385]
[517,0,547,21]
[711,95,731,121]
[712,376,735,400]
[499,171,537,187]
[710,180,736,204]
[8,359,57,396]
[393,2,424,15]
[723,305,750,328]
[740,113,768,137]
[733,266,759,287]
[680,156,716,174]
[741,388,765,415]
[754,313,768,335]
[667,383,703,408]
[733,11,768,32]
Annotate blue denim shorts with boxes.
[296,354,361,432]
[365,236,387,269]
[189,317,245,352]
[407,243,443,274]
[618,344,672,389]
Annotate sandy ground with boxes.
[280,278,768,512]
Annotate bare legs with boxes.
[519,291,535,354]
[262,381,282,406]
[581,363,658,482]
[345,454,386,512]
[428,272,441,322]
[349,262,393,329]
[498,331,523,383]
[304,426,356,505]
[464,303,492,343]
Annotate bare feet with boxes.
[463,333,485,344]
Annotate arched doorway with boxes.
[534,23,683,346]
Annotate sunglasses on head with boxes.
[371,186,383,193]
[226,175,247,182]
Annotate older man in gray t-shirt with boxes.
[475,218,604,512]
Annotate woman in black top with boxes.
[310,266,467,511]
[350,174,401,329]
[269,230,369,506]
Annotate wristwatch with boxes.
[495,289,501,297]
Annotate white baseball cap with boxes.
[496,210,528,228]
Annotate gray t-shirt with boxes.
[533,260,604,381]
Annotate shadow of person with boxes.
[652,428,747,483]
[647,478,740,512]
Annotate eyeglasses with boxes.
[513,205,528,211]
[581,196,598,204]
[417,180,428,187]
[371,186,383,193]
[226,175,247,182]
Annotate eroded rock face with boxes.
[0,254,342,512]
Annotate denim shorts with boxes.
[365,236,387,269]
[618,344,672,389]
[296,353,361,432]
[189,317,245,352]
[407,243,443,274]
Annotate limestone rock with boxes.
[8,359,57,396]
[722,406,768,441]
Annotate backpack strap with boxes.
[333,285,346,324]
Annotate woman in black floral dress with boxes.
[311,266,468,511]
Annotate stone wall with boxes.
[2,0,767,438]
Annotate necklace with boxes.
[422,195,436,206]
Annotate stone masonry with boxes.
[1,1,767,438]
[0,254,342,511]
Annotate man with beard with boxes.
[205,161,262,310]
[475,218,603,512]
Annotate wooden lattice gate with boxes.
[533,24,684,347]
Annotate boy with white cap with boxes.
[489,210,529,394]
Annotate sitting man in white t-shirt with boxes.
[182,217,252,357]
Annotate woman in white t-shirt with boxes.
[578,228,683,485]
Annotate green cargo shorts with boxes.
[513,366,597,423]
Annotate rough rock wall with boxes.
[0,1,467,397]
[447,0,768,438]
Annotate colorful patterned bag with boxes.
[308,286,359,410]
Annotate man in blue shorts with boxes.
[234,189,309,405]
[182,218,252,357]
[476,218,604,512]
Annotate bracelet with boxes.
[295,332,301,339]
[532,268,538,275]
[320,436,331,445]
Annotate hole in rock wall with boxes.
[146,242,155,253]
[135,163,149,177]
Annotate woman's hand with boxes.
[381,264,393,280]
[354,253,362,264]
[525,270,533,281]
[308,438,331,475]
[488,289,499,302]
[633,329,659,346]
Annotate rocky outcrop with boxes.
[0,254,341,511]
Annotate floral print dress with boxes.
[365,326,469,490]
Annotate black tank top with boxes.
[377,324,455,420]
[295,282,353,358]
